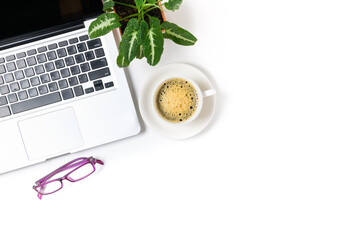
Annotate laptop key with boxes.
[26,56,37,66]
[88,67,110,81]
[94,48,105,58]
[68,77,78,86]
[6,55,16,61]
[0,76,3,85]
[85,87,94,94]
[35,65,45,75]
[37,46,47,53]
[0,106,11,118]
[16,59,27,69]
[11,92,61,114]
[10,82,20,92]
[48,82,58,92]
[60,68,70,78]
[70,65,80,75]
[20,79,30,89]
[58,79,68,89]
[75,53,85,63]
[50,71,60,81]
[30,76,40,86]
[105,81,114,88]
[45,62,55,72]
[47,51,57,61]
[6,62,16,72]
[40,74,51,84]
[18,90,28,100]
[0,85,9,95]
[61,88,74,100]
[0,65,6,74]
[0,96,7,106]
[37,54,47,63]
[16,52,26,59]
[79,35,89,41]
[94,80,104,91]
[65,56,75,66]
[4,73,14,83]
[27,49,37,56]
[48,43,58,50]
[58,40,68,47]
[28,87,38,97]
[80,63,90,72]
[90,58,107,70]
[8,93,18,103]
[69,37,79,44]
[77,43,87,52]
[74,85,84,97]
[67,45,77,55]
[0,58,5,64]
[38,85,48,95]
[78,74,88,83]
[24,67,35,77]
[55,59,65,69]
[87,39,102,49]
[85,51,95,61]
[14,70,25,80]
[57,48,67,58]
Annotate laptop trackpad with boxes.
[18,107,84,161]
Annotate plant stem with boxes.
[119,13,140,21]
[113,1,138,9]
[143,6,160,15]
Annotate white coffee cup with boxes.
[152,76,216,126]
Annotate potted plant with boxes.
[88,0,197,67]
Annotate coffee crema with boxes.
[154,78,199,123]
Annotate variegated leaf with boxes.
[88,13,120,39]
[162,21,197,46]
[164,0,183,11]
[103,0,115,12]
[120,19,148,62]
[117,43,130,68]
[143,17,164,66]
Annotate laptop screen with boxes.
[1,0,102,45]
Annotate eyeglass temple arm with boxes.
[35,157,104,184]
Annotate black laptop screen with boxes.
[0,0,102,43]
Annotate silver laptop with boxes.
[0,0,140,174]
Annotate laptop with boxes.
[0,0,141,174]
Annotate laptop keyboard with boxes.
[0,34,114,118]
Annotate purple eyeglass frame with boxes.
[33,157,104,199]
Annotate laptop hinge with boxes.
[0,21,85,51]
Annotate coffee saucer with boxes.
[139,63,216,140]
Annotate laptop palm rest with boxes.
[18,107,84,161]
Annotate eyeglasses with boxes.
[33,157,104,199]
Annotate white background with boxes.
[1,0,360,239]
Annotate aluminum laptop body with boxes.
[0,0,140,174]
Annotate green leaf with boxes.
[138,20,149,42]
[117,42,130,68]
[103,0,115,12]
[164,0,183,11]
[143,17,164,66]
[162,21,197,46]
[134,0,144,9]
[121,19,148,62]
[147,0,156,4]
[137,20,149,60]
[88,13,120,39]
